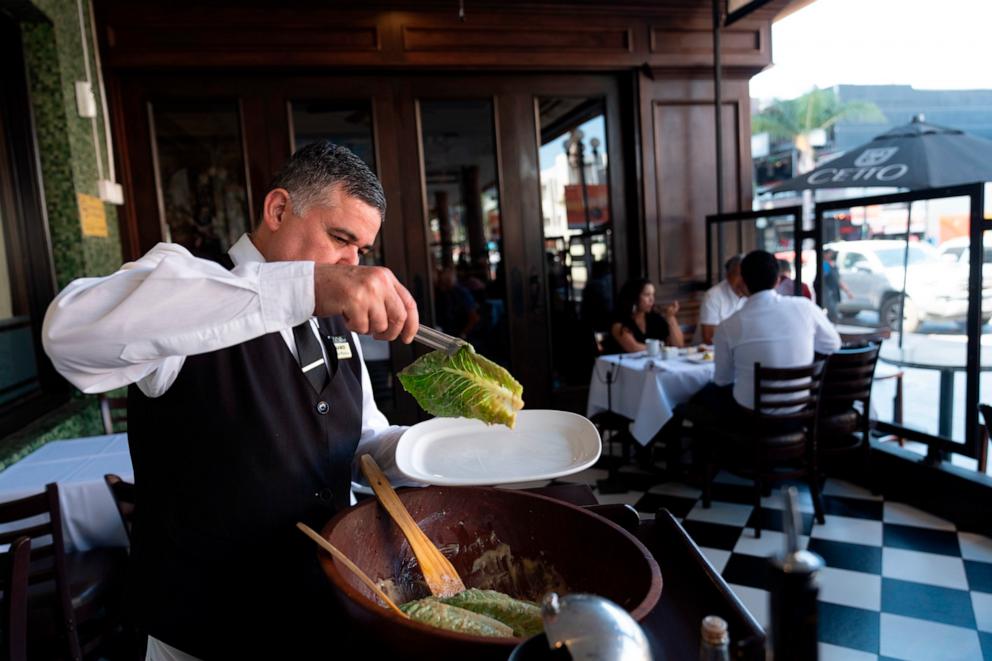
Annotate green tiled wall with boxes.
[24,0,122,289]
[0,2,125,465]
[0,397,104,472]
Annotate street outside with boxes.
[843,311,992,475]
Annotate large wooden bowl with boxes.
[319,486,662,659]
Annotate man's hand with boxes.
[313,264,419,343]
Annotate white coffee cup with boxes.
[646,339,662,357]
[662,346,678,360]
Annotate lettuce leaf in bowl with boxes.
[398,345,524,428]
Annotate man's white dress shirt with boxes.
[698,279,745,327]
[43,234,410,488]
[44,235,416,661]
[713,289,841,410]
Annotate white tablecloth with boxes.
[587,353,715,445]
[0,434,133,552]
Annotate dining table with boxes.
[586,352,716,446]
[0,433,132,552]
[878,333,992,440]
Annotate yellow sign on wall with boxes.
[77,193,108,238]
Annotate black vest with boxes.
[126,315,363,659]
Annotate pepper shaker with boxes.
[769,487,823,661]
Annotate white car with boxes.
[936,235,992,270]
[830,240,992,332]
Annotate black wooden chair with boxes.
[0,483,127,660]
[816,344,881,484]
[698,360,827,538]
[98,395,128,435]
[2,536,31,661]
[104,474,136,543]
[837,330,903,446]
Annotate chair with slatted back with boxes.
[98,394,128,435]
[837,329,904,445]
[104,474,135,543]
[2,536,31,661]
[0,484,81,660]
[698,360,827,538]
[0,482,127,661]
[817,344,881,484]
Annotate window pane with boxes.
[289,100,392,411]
[0,203,12,319]
[289,100,381,266]
[538,98,613,388]
[420,99,509,366]
[291,101,376,173]
[0,207,38,406]
[151,101,250,263]
[825,198,980,463]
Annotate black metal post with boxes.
[897,201,913,347]
[577,138,595,283]
[712,0,725,246]
[965,184,985,460]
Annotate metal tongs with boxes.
[413,325,470,355]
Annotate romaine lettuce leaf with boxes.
[398,345,524,428]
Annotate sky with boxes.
[749,0,992,102]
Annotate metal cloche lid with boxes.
[542,592,652,661]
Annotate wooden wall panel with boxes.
[653,101,740,282]
[107,25,380,52]
[403,26,631,53]
[649,22,768,69]
[94,0,773,74]
[639,77,752,290]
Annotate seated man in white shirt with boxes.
[697,254,747,344]
[688,249,841,426]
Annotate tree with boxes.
[753,88,885,174]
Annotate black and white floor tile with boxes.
[503,451,992,660]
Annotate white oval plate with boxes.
[395,409,602,486]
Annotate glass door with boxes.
[537,98,615,393]
[117,73,630,416]
[149,101,252,263]
[286,95,399,414]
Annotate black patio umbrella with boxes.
[770,115,992,192]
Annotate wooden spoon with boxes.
[359,454,466,598]
[296,521,409,619]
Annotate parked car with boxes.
[936,235,992,268]
[828,240,992,332]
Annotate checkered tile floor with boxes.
[501,452,992,660]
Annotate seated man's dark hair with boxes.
[740,250,780,294]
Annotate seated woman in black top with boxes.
[607,277,684,353]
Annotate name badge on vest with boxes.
[330,336,352,360]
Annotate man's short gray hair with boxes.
[268,141,386,219]
[724,254,743,276]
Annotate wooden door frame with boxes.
[110,70,633,412]
[390,73,629,408]
[111,72,422,418]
